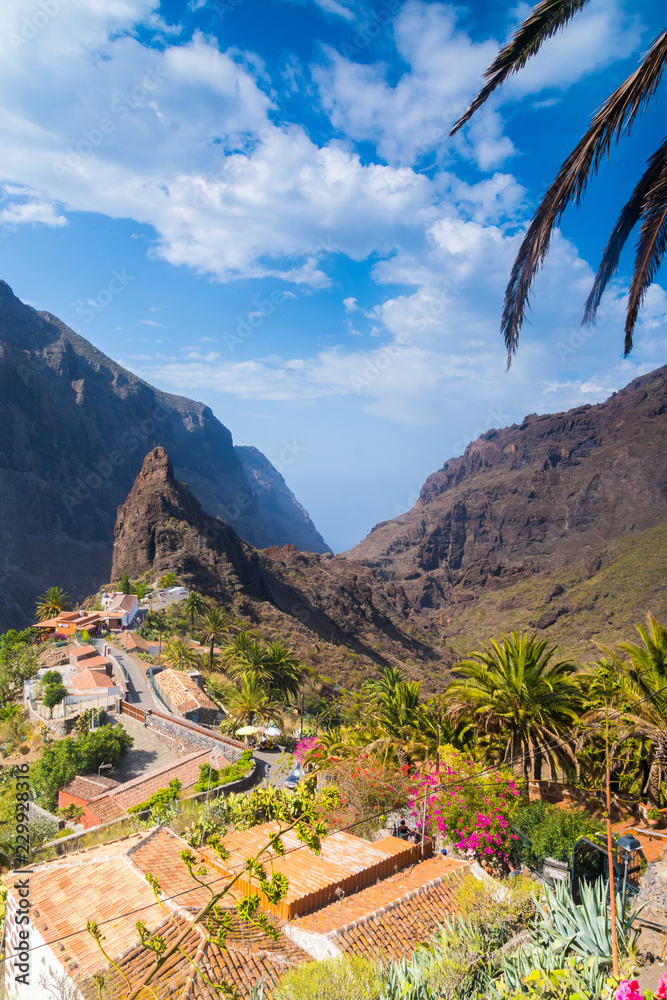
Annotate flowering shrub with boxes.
[615,977,667,1000]
[319,756,411,837]
[294,735,320,762]
[408,747,519,869]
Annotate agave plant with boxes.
[534,878,641,960]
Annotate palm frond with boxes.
[502,28,667,365]
[450,0,592,135]
[583,137,667,326]
[625,154,667,352]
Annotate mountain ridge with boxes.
[0,281,330,631]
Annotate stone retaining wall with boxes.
[145,713,240,762]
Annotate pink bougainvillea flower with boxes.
[656,974,667,999]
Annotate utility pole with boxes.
[605,706,620,978]
[300,692,305,737]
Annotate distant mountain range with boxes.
[109,368,667,689]
[0,281,329,631]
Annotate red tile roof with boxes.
[153,668,217,714]
[287,857,472,963]
[203,823,420,919]
[59,775,121,802]
[71,645,98,659]
[71,668,115,690]
[80,911,310,999]
[295,855,470,935]
[333,864,470,961]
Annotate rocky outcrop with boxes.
[112,448,440,676]
[0,281,329,630]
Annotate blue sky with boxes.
[1,0,666,552]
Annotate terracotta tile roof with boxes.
[60,775,121,801]
[85,748,228,825]
[80,911,310,1000]
[113,631,150,653]
[153,668,217,713]
[105,594,138,615]
[6,831,171,979]
[71,645,98,659]
[295,855,470,935]
[203,823,420,919]
[71,668,116,690]
[76,655,111,670]
[332,864,470,962]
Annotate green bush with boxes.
[41,669,62,687]
[273,955,381,1000]
[42,683,68,710]
[31,724,134,810]
[513,801,604,870]
[193,749,253,792]
[127,779,182,814]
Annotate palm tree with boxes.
[226,673,281,728]
[198,607,238,674]
[451,1,667,365]
[183,591,207,631]
[596,615,667,805]
[162,638,196,672]
[262,642,305,705]
[444,632,583,788]
[34,586,73,621]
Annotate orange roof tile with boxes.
[79,911,310,1000]
[71,668,116,690]
[153,668,217,713]
[296,855,470,935]
[333,865,470,962]
[60,775,121,802]
[204,823,420,919]
[71,645,98,659]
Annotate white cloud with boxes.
[343,296,357,311]
[0,192,66,227]
[315,0,644,171]
[139,318,162,326]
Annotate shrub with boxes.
[193,750,253,792]
[273,955,381,1000]
[408,746,519,869]
[127,779,182,814]
[41,670,62,687]
[74,708,105,737]
[42,683,68,711]
[31,724,133,810]
[59,803,84,823]
[513,801,604,870]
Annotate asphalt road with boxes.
[95,638,161,711]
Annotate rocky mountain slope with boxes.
[0,281,329,631]
[111,448,439,684]
[111,366,667,692]
[344,364,667,663]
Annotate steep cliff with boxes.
[0,281,329,630]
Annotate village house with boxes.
[32,609,104,637]
[151,666,219,725]
[100,592,139,629]
[201,821,422,920]
[3,827,310,1000]
[4,822,475,1000]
